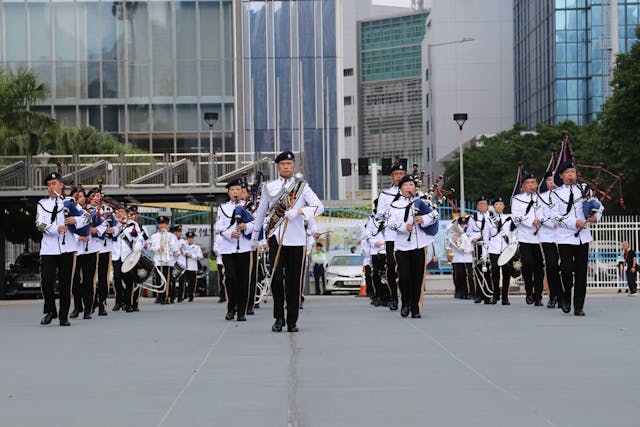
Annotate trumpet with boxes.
[159,229,171,264]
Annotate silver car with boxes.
[324,254,364,294]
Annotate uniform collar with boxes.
[278,176,294,185]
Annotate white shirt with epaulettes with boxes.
[377,185,400,242]
[217,200,256,254]
[536,190,557,244]
[550,184,604,245]
[511,192,543,244]
[364,215,386,255]
[36,196,90,255]
[487,213,512,255]
[387,196,439,252]
[112,220,143,262]
[150,230,179,266]
[75,208,108,256]
[182,243,203,271]
[250,176,324,246]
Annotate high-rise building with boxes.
[0,0,239,156]
[515,0,640,127]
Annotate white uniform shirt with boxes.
[536,191,557,244]
[388,196,439,252]
[487,213,512,255]
[360,239,371,266]
[99,219,120,254]
[112,220,143,262]
[150,230,179,266]
[216,200,255,254]
[511,192,542,244]
[36,196,90,255]
[377,185,400,242]
[550,184,604,245]
[448,224,474,263]
[176,237,187,267]
[182,243,203,271]
[75,213,108,256]
[364,216,386,255]
[251,176,324,246]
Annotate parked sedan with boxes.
[324,254,364,294]
[2,252,43,298]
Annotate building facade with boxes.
[241,0,340,199]
[0,0,239,156]
[515,0,640,127]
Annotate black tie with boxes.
[525,195,534,215]
[480,216,485,231]
[497,215,503,231]
[50,200,58,224]
[564,187,574,216]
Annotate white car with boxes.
[324,253,364,294]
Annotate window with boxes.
[344,126,353,137]
[344,96,353,106]
[343,68,354,77]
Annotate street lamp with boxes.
[453,113,468,215]
[204,112,218,185]
[423,37,475,181]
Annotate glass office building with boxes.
[515,0,640,127]
[241,0,339,199]
[0,0,236,154]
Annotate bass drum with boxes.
[497,243,522,278]
[121,250,155,283]
[171,263,186,283]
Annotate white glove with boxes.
[250,239,259,251]
[285,209,298,221]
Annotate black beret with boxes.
[543,171,553,179]
[186,231,195,238]
[127,205,138,213]
[274,150,295,163]
[398,175,416,187]
[476,195,488,203]
[69,186,85,197]
[226,179,243,189]
[457,215,470,225]
[390,164,406,173]
[43,172,64,185]
[157,215,170,225]
[492,196,504,205]
[521,171,536,182]
[557,160,576,175]
[171,225,182,233]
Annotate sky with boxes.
[372,0,413,7]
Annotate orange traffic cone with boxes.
[358,269,367,297]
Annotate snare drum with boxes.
[121,250,155,283]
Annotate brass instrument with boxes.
[265,175,307,238]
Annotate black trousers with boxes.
[124,267,140,309]
[313,264,325,294]
[541,243,563,300]
[489,253,511,301]
[112,259,126,307]
[248,250,259,304]
[519,242,544,301]
[222,252,252,317]
[73,253,98,315]
[95,252,111,308]
[385,241,399,301]
[395,248,426,314]
[176,268,186,301]
[154,266,173,303]
[40,252,75,320]
[626,270,637,293]
[184,270,197,300]
[218,265,226,299]
[371,253,386,299]
[364,265,373,297]
[269,236,306,327]
[452,263,474,298]
[558,243,589,311]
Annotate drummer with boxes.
[150,216,179,305]
[487,197,513,305]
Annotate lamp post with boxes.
[204,112,218,185]
[424,37,475,179]
[453,113,468,215]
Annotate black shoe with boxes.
[389,300,398,311]
[373,298,381,307]
[70,309,81,319]
[188,297,194,302]
[112,303,122,312]
[546,297,557,308]
[132,306,139,312]
[40,313,54,325]
[225,312,235,321]
[254,303,260,309]
[562,301,571,313]
[490,297,500,304]
[502,300,511,305]
[525,296,534,305]
[154,297,161,304]
[218,298,226,303]
[272,318,284,332]
[474,297,483,304]
[170,299,175,304]
[98,307,108,316]
[400,306,410,317]
[83,313,92,320]
[574,309,585,316]
[484,298,496,305]
[237,315,247,322]
[411,312,422,318]
[534,300,544,307]
[381,299,389,307]
[618,289,622,293]
[625,289,629,293]
[59,319,70,326]
[177,298,183,303]
[125,306,134,313]
[247,309,255,315]
[287,324,299,332]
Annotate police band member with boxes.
[36,172,89,326]
[550,161,603,316]
[538,171,564,308]
[468,196,495,304]
[94,192,120,315]
[448,216,475,300]
[241,182,259,314]
[111,204,130,311]
[487,196,513,305]
[250,151,324,332]
[388,175,439,317]
[151,216,178,304]
[182,231,203,301]
[215,179,255,321]
[173,225,187,302]
[376,164,406,311]
[511,171,545,306]
[364,198,387,306]
[121,206,145,312]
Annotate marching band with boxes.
[34,146,609,330]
